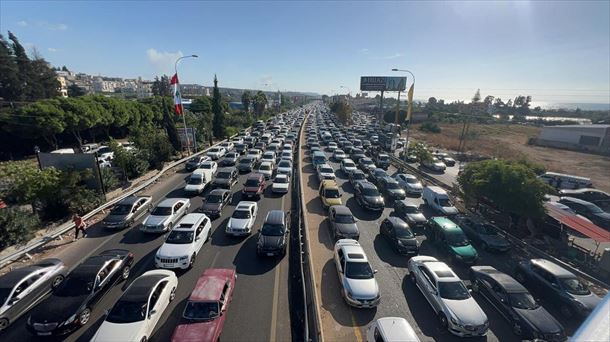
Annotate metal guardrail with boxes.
[388,155,610,289]
[0,134,243,269]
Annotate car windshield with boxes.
[585,203,604,213]
[0,287,10,305]
[402,205,419,214]
[188,177,203,185]
[335,214,355,223]
[379,156,388,161]
[362,160,373,165]
[477,224,499,235]
[395,227,414,238]
[344,162,355,168]
[106,301,147,323]
[406,178,418,184]
[325,189,341,198]
[207,194,223,203]
[97,147,111,154]
[110,204,132,215]
[226,153,237,159]
[151,206,172,216]
[183,301,220,321]
[509,292,539,310]
[259,164,271,171]
[438,281,471,300]
[202,164,213,169]
[345,261,374,279]
[385,182,400,190]
[279,161,291,167]
[166,230,194,244]
[217,172,231,179]
[352,173,365,180]
[262,223,285,236]
[275,176,288,184]
[320,167,334,173]
[209,148,219,153]
[55,276,93,296]
[245,179,260,187]
[362,188,380,196]
[240,158,253,164]
[447,231,470,247]
[233,210,251,219]
[438,198,452,207]
[559,277,591,295]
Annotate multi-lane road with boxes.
[1,161,293,341]
[299,110,586,342]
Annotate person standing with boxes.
[72,213,87,241]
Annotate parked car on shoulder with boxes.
[421,157,446,172]
[513,258,602,318]
[0,259,66,332]
[103,196,152,229]
[470,266,566,341]
[559,197,610,229]
[558,188,610,203]
[170,269,236,342]
[334,239,380,308]
[225,201,258,236]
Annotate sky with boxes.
[1,1,609,106]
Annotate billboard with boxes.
[360,76,407,91]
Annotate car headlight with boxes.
[455,254,463,259]
[179,256,189,261]
[397,240,405,246]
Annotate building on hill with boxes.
[534,124,610,155]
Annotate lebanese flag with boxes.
[170,73,183,115]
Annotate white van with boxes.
[538,172,592,190]
[184,169,210,194]
[422,186,458,216]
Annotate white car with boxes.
[198,160,218,175]
[96,146,114,161]
[220,141,234,151]
[408,256,489,337]
[366,317,420,342]
[257,161,274,180]
[91,270,178,342]
[340,158,358,175]
[276,159,293,176]
[272,174,290,194]
[394,173,424,195]
[421,157,446,172]
[184,169,210,194]
[97,158,112,168]
[261,151,277,166]
[141,198,190,233]
[327,142,338,152]
[334,239,380,308]
[333,149,348,161]
[206,146,227,160]
[247,148,263,162]
[317,163,336,182]
[226,201,258,236]
[279,151,293,162]
[155,213,212,269]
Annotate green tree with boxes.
[212,75,225,138]
[161,97,182,151]
[190,96,212,114]
[253,91,268,116]
[152,75,171,97]
[131,124,174,169]
[0,207,41,248]
[0,34,20,101]
[330,100,352,124]
[99,167,119,192]
[8,31,30,101]
[60,96,102,147]
[67,83,86,97]
[17,99,66,149]
[458,159,552,220]
[241,90,252,113]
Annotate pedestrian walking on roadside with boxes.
[72,213,88,241]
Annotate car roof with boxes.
[209,188,230,196]
[247,173,264,180]
[530,259,575,278]
[157,198,186,207]
[386,216,409,228]
[424,262,459,281]
[175,213,207,229]
[71,255,116,278]
[119,196,140,205]
[472,266,527,293]
[359,181,377,189]
[376,317,419,342]
[430,217,461,231]
[560,196,596,206]
[236,201,256,210]
[217,167,236,173]
[122,274,167,302]
[397,199,419,208]
[0,265,48,288]
[190,269,235,301]
[321,180,339,189]
[331,205,352,215]
[265,210,285,224]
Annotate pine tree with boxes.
[212,75,224,138]
[8,31,29,101]
[0,34,20,101]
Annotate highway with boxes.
[0,162,293,342]
[299,109,585,342]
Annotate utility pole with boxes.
[395,90,401,125]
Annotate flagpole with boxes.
[391,68,415,160]
[175,55,198,155]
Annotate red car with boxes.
[242,173,266,199]
[171,268,237,342]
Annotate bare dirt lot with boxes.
[410,123,610,193]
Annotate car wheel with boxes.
[78,308,92,326]
[514,271,526,284]
[140,337,148,342]
[188,253,196,269]
[560,304,574,318]
[471,279,480,293]
[409,272,416,284]
[438,313,448,330]
[169,287,176,302]
[481,242,489,251]
[121,265,131,280]
[512,322,523,337]
[51,274,65,289]
[206,229,212,242]
[0,318,9,331]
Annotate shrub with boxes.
[100,167,120,192]
[419,122,441,133]
[0,207,40,248]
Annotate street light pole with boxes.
[392,68,415,159]
[174,54,198,155]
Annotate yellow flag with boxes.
[406,83,414,122]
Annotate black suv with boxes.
[354,181,384,211]
[514,258,601,318]
[378,176,406,202]
[379,217,418,255]
[257,210,290,257]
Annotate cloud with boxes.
[17,20,28,27]
[370,52,405,60]
[146,48,183,74]
[47,47,58,52]
[37,22,68,31]
[359,48,369,54]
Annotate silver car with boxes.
[408,256,488,337]
[0,259,65,331]
[394,173,424,195]
[141,198,190,233]
[334,239,379,308]
[102,196,152,229]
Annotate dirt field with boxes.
[409,123,610,193]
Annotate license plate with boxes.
[38,332,52,336]
[267,253,274,256]
[164,264,174,268]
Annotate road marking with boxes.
[269,191,288,342]
[350,308,364,342]
[209,251,220,267]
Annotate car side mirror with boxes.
[150,309,157,316]
[373,269,378,274]
[9,297,20,305]
[195,236,201,241]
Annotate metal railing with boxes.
[0,134,243,269]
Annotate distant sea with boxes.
[531,102,610,111]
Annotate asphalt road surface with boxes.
[1,165,292,342]
[299,113,584,342]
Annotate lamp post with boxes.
[392,68,415,159]
[174,54,198,155]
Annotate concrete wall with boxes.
[538,125,610,148]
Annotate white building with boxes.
[56,76,68,97]
[536,125,610,155]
